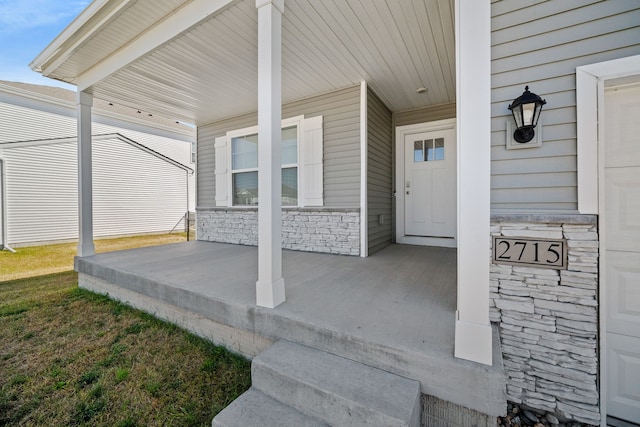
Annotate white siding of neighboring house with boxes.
[2,137,189,246]
[0,87,196,210]
[490,0,640,211]
[197,85,361,208]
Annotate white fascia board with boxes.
[30,0,124,75]
[76,0,237,91]
[39,0,136,79]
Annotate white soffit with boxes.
[57,0,456,125]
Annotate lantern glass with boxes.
[532,104,542,127]
[511,104,523,128]
[522,102,535,126]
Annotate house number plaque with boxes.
[493,236,567,270]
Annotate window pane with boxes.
[233,171,258,206]
[232,133,258,170]
[282,167,298,206]
[434,138,444,160]
[282,126,298,165]
[425,139,434,161]
[414,140,424,162]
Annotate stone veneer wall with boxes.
[490,214,600,426]
[197,207,360,256]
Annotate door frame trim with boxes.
[395,118,457,247]
[576,54,640,426]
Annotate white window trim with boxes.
[226,115,304,207]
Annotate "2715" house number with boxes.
[492,236,567,270]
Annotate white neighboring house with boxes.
[0,81,195,248]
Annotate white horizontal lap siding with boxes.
[490,1,640,211]
[0,92,193,165]
[92,124,195,212]
[0,101,77,143]
[197,85,361,208]
[0,100,192,166]
[93,138,187,237]
[4,142,78,244]
[93,122,193,166]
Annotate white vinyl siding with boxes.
[0,96,192,164]
[491,0,640,211]
[0,90,195,210]
[198,85,360,208]
[92,138,188,238]
[4,142,77,244]
[2,137,188,245]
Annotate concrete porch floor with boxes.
[75,241,506,416]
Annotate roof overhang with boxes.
[31,0,456,126]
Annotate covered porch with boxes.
[31,0,495,367]
[75,241,505,416]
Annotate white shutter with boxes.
[301,116,323,206]
[214,136,229,206]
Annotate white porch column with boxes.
[454,0,493,365]
[255,0,285,308]
[76,90,95,257]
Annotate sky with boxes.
[0,0,91,89]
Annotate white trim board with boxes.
[576,54,640,427]
[395,118,457,248]
[360,81,368,257]
[576,54,640,215]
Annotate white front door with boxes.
[402,124,456,241]
[604,82,640,424]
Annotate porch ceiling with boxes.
[33,0,455,125]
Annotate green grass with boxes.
[0,236,252,426]
[0,233,189,282]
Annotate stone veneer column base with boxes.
[197,207,360,256]
[490,213,600,426]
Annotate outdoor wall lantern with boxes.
[508,86,546,143]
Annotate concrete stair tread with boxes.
[212,388,328,427]
[252,340,421,427]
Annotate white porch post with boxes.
[255,0,285,308]
[76,90,95,257]
[454,0,493,365]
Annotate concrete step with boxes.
[252,340,421,427]
[212,388,328,427]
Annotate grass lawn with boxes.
[0,236,252,426]
[0,233,189,282]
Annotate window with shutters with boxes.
[215,115,323,208]
[230,126,298,206]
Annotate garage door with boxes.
[604,82,640,424]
